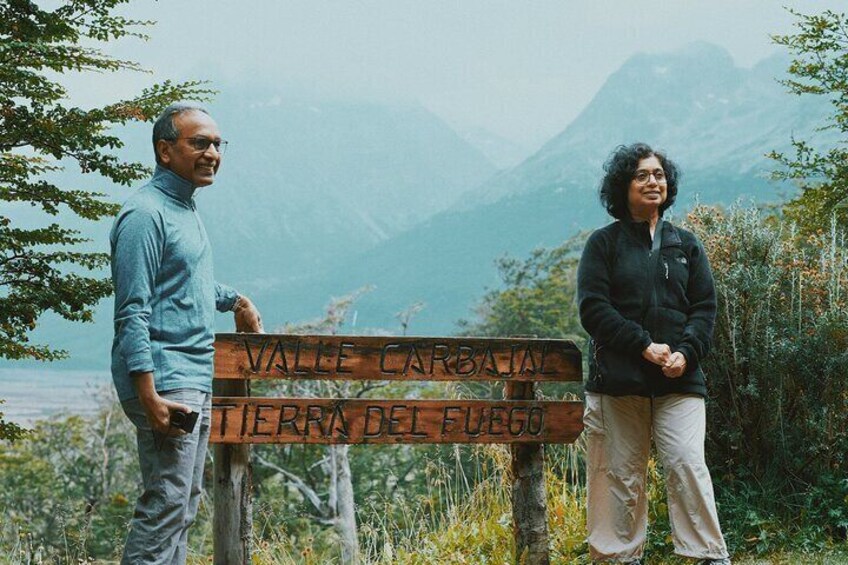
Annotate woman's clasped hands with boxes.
[642,342,687,378]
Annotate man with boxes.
[110,102,262,564]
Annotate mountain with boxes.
[452,126,532,169]
[7,43,835,370]
[249,43,834,336]
[473,43,828,207]
[193,91,498,294]
[6,93,496,369]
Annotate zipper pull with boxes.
[663,259,669,280]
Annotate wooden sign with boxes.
[210,398,583,444]
[214,334,581,382]
[211,332,584,564]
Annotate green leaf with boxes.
[0,0,213,362]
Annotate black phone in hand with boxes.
[169,410,199,433]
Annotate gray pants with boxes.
[121,389,211,565]
[584,392,729,562]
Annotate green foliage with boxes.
[455,203,848,557]
[770,9,848,232]
[458,233,586,343]
[0,400,26,443]
[457,234,588,401]
[687,203,848,550]
[0,0,213,365]
[0,400,141,562]
[249,443,686,564]
[3,403,846,563]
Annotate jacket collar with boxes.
[151,165,197,205]
[620,217,682,247]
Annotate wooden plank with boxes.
[214,334,582,382]
[209,398,584,445]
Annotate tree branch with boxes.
[354,382,388,398]
[253,452,327,517]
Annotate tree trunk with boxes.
[333,444,359,564]
[506,381,550,565]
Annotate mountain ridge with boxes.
[5,42,832,369]
[248,42,832,336]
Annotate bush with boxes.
[688,204,848,549]
[0,401,155,563]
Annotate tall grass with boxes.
[243,438,697,564]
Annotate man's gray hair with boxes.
[152,102,209,162]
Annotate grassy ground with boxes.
[187,546,848,564]
[7,443,845,564]
[733,549,848,565]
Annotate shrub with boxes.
[688,204,848,548]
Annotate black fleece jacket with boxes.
[577,219,716,397]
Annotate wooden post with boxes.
[213,377,252,565]
[506,381,550,565]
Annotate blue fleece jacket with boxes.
[110,165,238,401]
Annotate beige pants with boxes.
[584,392,728,562]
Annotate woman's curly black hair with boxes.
[599,143,680,220]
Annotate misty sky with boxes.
[72,0,820,152]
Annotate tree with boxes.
[0,0,211,370]
[456,235,587,407]
[458,234,586,343]
[770,9,848,232]
[395,301,425,336]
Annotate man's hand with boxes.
[234,295,263,333]
[662,351,687,378]
[642,342,671,366]
[132,372,191,436]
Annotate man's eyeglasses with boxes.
[633,169,666,184]
[169,137,228,155]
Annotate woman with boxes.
[577,143,730,565]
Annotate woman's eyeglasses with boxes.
[633,169,666,184]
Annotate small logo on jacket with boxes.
[676,257,688,265]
